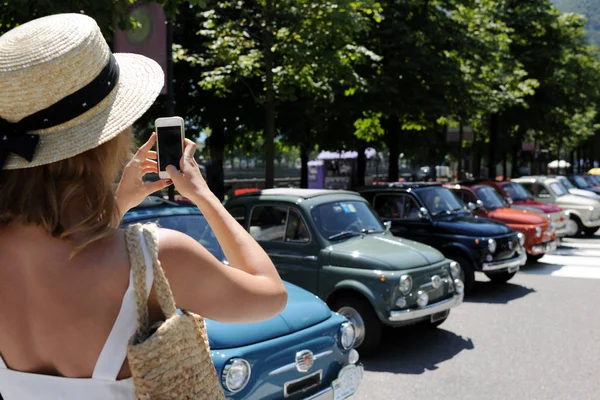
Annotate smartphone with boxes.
[155,117,185,179]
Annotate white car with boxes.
[513,176,600,237]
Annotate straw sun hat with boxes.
[0,13,164,170]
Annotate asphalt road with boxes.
[354,235,600,400]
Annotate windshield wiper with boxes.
[328,231,361,241]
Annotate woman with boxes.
[0,13,286,399]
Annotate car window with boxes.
[373,194,403,219]
[549,182,568,197]
[249,205,288,241]
[285,209,310,243]
[312,200,384,239]
[503,183,532,201]
[460,190,477,205]
[537,184,551,198]
[574,175,590,188]
[127,214,225,262]
[401,195,422,220]
[228,206,246,227]
[475,186,506,209]
[415,187,463,216]
[559,177,574,189]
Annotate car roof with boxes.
[513,176,559,185]
[122,197,202,224]
[227,188,361,203]
[358,182,443,192]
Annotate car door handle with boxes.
[267,253,318,262]
[303,256,318,261]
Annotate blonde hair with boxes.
[0,128,133,250]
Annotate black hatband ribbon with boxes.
[0,53,120,170]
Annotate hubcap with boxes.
[337,306,366,348]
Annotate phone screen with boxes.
[157,126,183,171]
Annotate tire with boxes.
[570,215,585,237]
[446,254,475,294]
[527,254,544,263]
[333,297,382,356]
[485,271,517,284]
[583,226,599,237]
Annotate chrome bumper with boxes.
[482,252,527,272]
[530,239,559,255]
[388,293,463,322]
[304,364,364,400]
[554,225,569,238]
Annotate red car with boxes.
[446,183,558,262]
[482,180,570,239]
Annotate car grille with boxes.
[494,235,519,261]
[284,370,322,397]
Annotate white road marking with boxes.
[520,237,600,280]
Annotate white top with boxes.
[0,228,154,399]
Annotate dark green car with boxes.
[225,189,464,354]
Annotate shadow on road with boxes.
[465,281,535,304]
[519,262,563,276]
[362,326,474,374]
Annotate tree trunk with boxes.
[355,144,366,189]
[263,0,275,189]
[458,122,464,178]
[502,152,508,181]
[511,143,520,179]
[473,135,482,178]
[207,131,225,201]
[300,143,309,189]
[488,113,499,179]
[385,117,400,182]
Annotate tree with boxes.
[187,0,381,188]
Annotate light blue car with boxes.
[123,199,362,399]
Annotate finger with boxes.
[182,140,197,165]
[137,133,157,156]
[142,159,157,167]
[146,150,157,160]
[144,179,172,194]
[166,165,184,181]
[141,167,158,175]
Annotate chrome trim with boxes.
[481,252,527,271]
[303,364,364,400]
[268,253,318,262]
[389,293,463,322]
[420,276,449,289]
[284,370,322,398]
[268,351,333,376]
[221,358,252,394]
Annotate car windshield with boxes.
[549,182,568,197]
[502,183,533,201]
[311,200,384,240]
[583,175,598,187]
[574,175,590,188]
[558,177,575,189]
[125,214,226,262]
[475,186,506,209]
[416,187,464,216]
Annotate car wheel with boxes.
[334,297,381,356]
[485,271,516,284]
[527,254,544,263]
[447,254,475,294]
[583,226,599,237]
[570,215,584,237]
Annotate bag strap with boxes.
[125,223,178,336]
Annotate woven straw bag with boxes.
[124,223,225,400]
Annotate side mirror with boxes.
[467,202,476,211]
[506,197,514,205]
[418,207,430,220]
[383,220,392,231]
[468,200,484,211]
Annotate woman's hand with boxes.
[115,133,172,215]
[165,139,210,201]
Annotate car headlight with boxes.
[449,261,461,279]
[517,232,525,247]
[488,238,497,253]
[339,322,356,350]
[535,226,542,238]
[416,291,429,308]
[222,358,251,393]
[399,275,413,295]
[454,279,464,295]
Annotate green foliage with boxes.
[552,0,600,48]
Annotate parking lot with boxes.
[355,235,600,400]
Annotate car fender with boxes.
[439,242,478,268]
[325,279,388,323]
